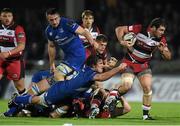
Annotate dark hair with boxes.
[45,8,59,17]
[149,18,167,29]
[86,55,100,67]
[81,10,94,18]
[1,8,13,14]
[96,34,108,43]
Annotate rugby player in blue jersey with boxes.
[45,8,98,82]
[4,56,126,117]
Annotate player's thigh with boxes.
[121,72,135,86]
[138,69,152,91]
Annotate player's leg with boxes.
[103,73,134,111]
[54,62,78,81]
[27,79,51,95]
[89,88,106,119]
[118,73,135,95]
[6,60,26,95]
[137,69,154,120]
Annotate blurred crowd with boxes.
[1,0,179,70]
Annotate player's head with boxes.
[149,18,167,38]
[0,8,14,26]
[81,10,94,29]
[96,34,108,54]
[86,56,104,73]
[46,8,60,28]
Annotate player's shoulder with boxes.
[61,17,72,24]
[13,23,25,32]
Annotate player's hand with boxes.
[118,63,127,72]
[158,42,166,53]
[0,52,9,60]
[120,40,134,47]
[107,57,118,68]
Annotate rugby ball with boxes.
[123,32,136,45]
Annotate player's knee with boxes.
[143,86,152,95]
[121,76,133,86]
[143,90,152,96]
[120,76,133,92]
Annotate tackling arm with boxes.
[75,26,98,49]
[93,63,127,81]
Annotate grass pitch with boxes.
[0,100,180,125]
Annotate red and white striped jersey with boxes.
[125,24,167,63]
[0,23,26,60]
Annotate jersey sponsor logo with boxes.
[11,74,18,79]
[7,31,13,35]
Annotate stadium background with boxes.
[0,0,180,101]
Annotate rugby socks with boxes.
[142,104,151,115]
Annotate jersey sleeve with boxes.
[84,66,97,82]
[15,26,26,43]
[64,18,79,33]
[128,24,142,34]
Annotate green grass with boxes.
[0,100,180,125]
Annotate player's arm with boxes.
[1,42,25,60]
[158,42,171,60]
[48,40,56,72]
[115,26,132,47]
[10,42,25,55]
[0,26,25,59]
[11,26,26,55]
[115,26,135,48]
[93,63,127,81]
[75,26,98,49]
